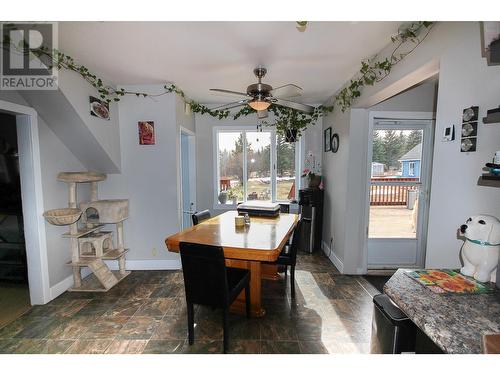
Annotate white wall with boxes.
[425,26,500,268]
[19,69,122,173]
[0,91,90,288]
[195,110,322,213]
[57,69,122,170]
[100,85,193,268]
[322,22,500,273]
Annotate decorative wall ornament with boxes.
[138,121,155,145]
[331,133,339,153]
[324,127,332,152]
[461,106,479,152]
[89,96,110,120]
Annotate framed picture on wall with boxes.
[89,96,110,120]
[331,133,340,153]
[138,121,155,145]
[324,127,332,152]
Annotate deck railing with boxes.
[370,178,419,206]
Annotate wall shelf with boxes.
[482,116,500,124]
[478,174,500,187]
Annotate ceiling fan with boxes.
[209,66,315,117]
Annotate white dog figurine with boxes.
[459,214,500,283]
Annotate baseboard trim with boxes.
[48,259,182,302]
[322,240,344,273]
[49,268,92,301]
[105,259,182,271]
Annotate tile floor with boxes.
[0,252,379,354]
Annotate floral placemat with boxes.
[405,269,496,294]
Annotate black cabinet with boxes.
[298,188,323,253]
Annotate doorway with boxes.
[0,112,31,327]
[366,116,434,269]
[180,128,196,230]
[0,99,50,310]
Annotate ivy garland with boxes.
[334,21,434,112]
[1,21,433,137]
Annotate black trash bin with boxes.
[370,294,416,354]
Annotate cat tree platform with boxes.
[57,171,106,183]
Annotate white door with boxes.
[367,118,433,268]
[180,131,196,230]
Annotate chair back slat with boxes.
[288,219,303,263]
[179,242,228,307]
[192,210,211,226]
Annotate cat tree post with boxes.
[117,221,126,275]
[90,181,98,201]
[68,182,77,208]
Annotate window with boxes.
[214,127,300,206]
[408,161,415,177]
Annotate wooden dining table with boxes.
[165,210,298,317]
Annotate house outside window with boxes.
[214,126,301,208]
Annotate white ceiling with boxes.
[59,22,400,104]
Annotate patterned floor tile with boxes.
[81,316,131,339]
[228,339,260,354]
[151,315,187,340]
[104,299,145,317]
[66,339,113,354]
[45,316,94,339]
[75,298,119,317]
[142,339,186,354]
[117,316,161,339]
[104,339,149,354]
[13,317,59,339]
[0,252,375,354]
[134,298,173,317]
[11,339,74,354]
[260,340,300,354]
[183,339,223,354]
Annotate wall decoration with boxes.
[462,106,478,122]
[89,96,110,120]
[461,122,477,138]
[461,137,477,152]
[324,127,332,152]
[138,121,155,145]
[460,106,479,153]
[331,133,340,153]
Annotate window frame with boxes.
[408,161,416,177]
[213,125,302,209]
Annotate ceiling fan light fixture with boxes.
[248,99,271,111]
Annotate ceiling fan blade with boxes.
[209,89,250,99]
[273,98,315,114]
[210,100,249,111]
[270,84,303,99]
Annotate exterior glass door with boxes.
[367,119,433,268]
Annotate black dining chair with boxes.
[191,209,211,226]
[179,241,251,354]
[266,219,304,298]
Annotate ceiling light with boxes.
[248,99,271,111]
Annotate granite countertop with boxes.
[384,269,500,354]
